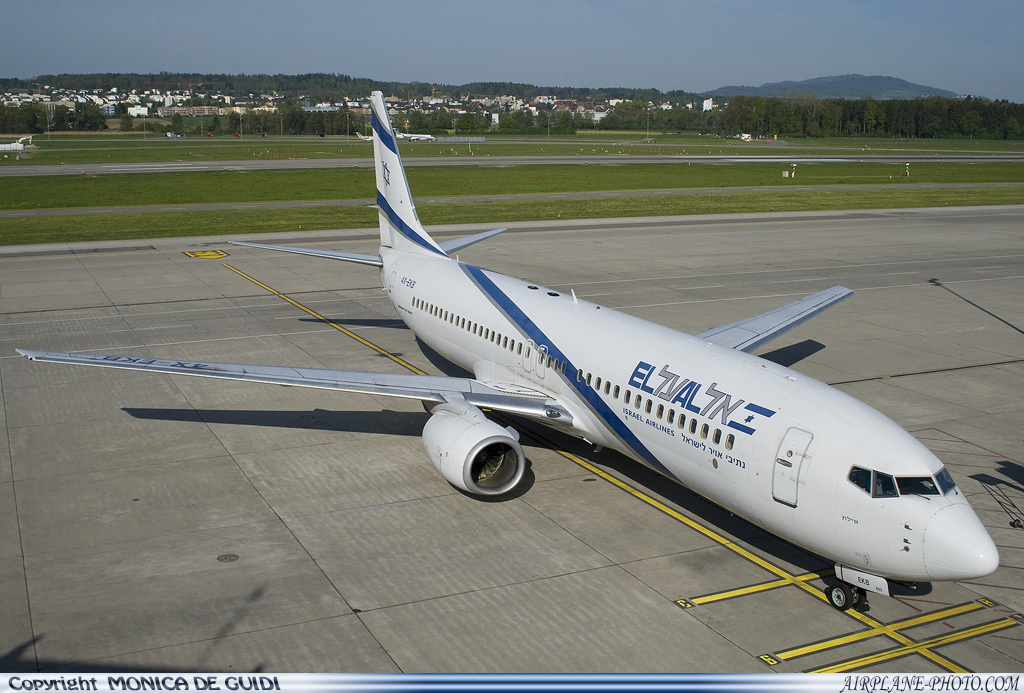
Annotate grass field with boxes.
[1,134,1021,245]
[3,184,1022,246]
[3,162,1022,211]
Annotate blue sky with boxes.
[3,0,1022,102]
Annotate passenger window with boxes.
[873,472,899,498]
[634,394,642,409]
[613,385,620,399]
[517,343,523,355]
[713,428,721,444]
[645,399,653,414]
[689,419,697,434]
[725,434,734,450]
[667,409,675,424]
[677,414,685,429]
[604,382,610,395]
[700,423,709,439]
[577,369,583,382]
[624,389,631,403]
[560,362,566,374]
[656,404,664,419]
[595,376,602,390]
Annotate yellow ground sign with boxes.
[184,250,229,259]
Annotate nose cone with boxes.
[923,503,1000,580]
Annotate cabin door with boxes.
[772,427,814,507]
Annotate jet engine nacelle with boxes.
[422,399,525,496]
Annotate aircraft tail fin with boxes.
[370,91,447,258]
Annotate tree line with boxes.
[2,94,1022,140]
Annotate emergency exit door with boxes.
[773,427,814,507]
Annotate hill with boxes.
[705,74,961,100]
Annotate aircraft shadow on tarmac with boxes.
[759,339,826,368]
[929,277,1024,337]
[4,584,272,671]
[298,317,409,330]
[123,406,429,436]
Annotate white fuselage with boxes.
[380,247,997,584]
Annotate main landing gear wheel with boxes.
[826,584,868,611]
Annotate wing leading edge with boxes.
[16,349,573,424]
[696,285,854,352]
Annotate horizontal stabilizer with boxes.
[697,285,854,352]
[439,228,508,254]
[228,241,382,267]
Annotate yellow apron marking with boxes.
[772,601,987,663]
[184,250,228,258]
[810,617,1020,673]
[222,262,1001,674]
[690,569,830,605]
[223,263,426,375]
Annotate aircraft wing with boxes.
[696,285,853,352]
[16,349,573,424]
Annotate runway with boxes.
[3,152,1024,177]
[2,206,1023,672]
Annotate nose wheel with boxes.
[826,583,869,612]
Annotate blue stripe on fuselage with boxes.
[461,263,672,477]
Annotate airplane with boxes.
[18,91,999,612]
[0,135,32,152]
[395,131,436,142]
[357,130,435,142]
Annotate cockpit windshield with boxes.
[936,467,958,494]
[848,465,958,499]
[896,476,939,496]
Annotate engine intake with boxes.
[422,400,525,496]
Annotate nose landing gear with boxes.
[828,564,891,611]
[826,582,869,612]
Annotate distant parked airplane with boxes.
[0,135,32,152]
[358,130,435,142]
[395,130,436,142]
